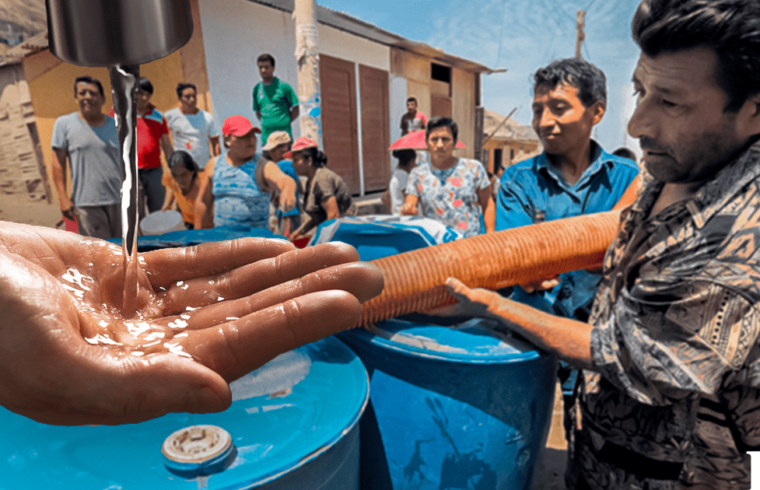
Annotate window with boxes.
[431,63,451,84]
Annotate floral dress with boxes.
[405,158,490,237]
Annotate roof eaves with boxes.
[246,0,498,73]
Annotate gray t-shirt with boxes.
[50,112,121,207]
[164,107,219,170]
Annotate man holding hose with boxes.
[496,58,639,441]
[451,0,760,488]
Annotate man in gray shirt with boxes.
[51,76,122,239]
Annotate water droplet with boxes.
[168,319,188,329]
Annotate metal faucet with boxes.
[46,0,193,67]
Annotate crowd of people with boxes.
[50,53,360,241]
[6,0,760,488]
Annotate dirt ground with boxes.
[532,383,568,490]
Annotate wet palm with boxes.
[0,222,383,425]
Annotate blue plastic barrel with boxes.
[338,319,555,489]
[0,336,367,489]
[316,218,557,489]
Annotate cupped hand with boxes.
[0,221,383,426]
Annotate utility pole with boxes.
[294,0,322,145]
[575,10,586,59]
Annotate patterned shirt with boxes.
[570,144,760,489]
[208,153,270,229]
[406,158,490,238]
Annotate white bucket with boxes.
[140,210,185,236]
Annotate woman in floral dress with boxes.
[400,117,494,237]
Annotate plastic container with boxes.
[319,221,556,489]
[140,210,186,235]
[0,336,368,489]
[338,318,555,490]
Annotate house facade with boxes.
[11,0,494,228]
[481,109,541,173]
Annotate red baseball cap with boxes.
[283,136,318,158]
[222,115,261,137]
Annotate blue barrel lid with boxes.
[107,226,283,252]
[347,317,544,364]
[0,336,367,489]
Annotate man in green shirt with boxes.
[252,53,300,144]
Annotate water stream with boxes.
[109,64,141,316]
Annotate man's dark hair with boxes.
[633,0,760,113]
[426,117,459,143]
[74,75,104,98]
[613,147,637,161]
[407,97,417,105]
[138,77,154,95]
[176,82,197,99]
[257,53,276,67]
[533,58,607,107]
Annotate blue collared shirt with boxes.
[496,141,639,321]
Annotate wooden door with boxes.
[320,54,360,194]
[359,64,390,193]
[431,95,452,118]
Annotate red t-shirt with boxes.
[109,105,168,170]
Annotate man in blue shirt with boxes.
[496,58,639,435]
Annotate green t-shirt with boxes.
[252,77,299,142]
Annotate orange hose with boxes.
[612,175,640,211]
[357,177,640,327]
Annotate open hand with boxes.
[0,221,383,425]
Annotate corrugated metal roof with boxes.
[1,31,47,67]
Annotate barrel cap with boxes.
[161,425,235,477]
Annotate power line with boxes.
[495,0,508,65]
[548,0,576,22]
[538,0,574,43]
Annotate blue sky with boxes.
[319,0,644,155]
